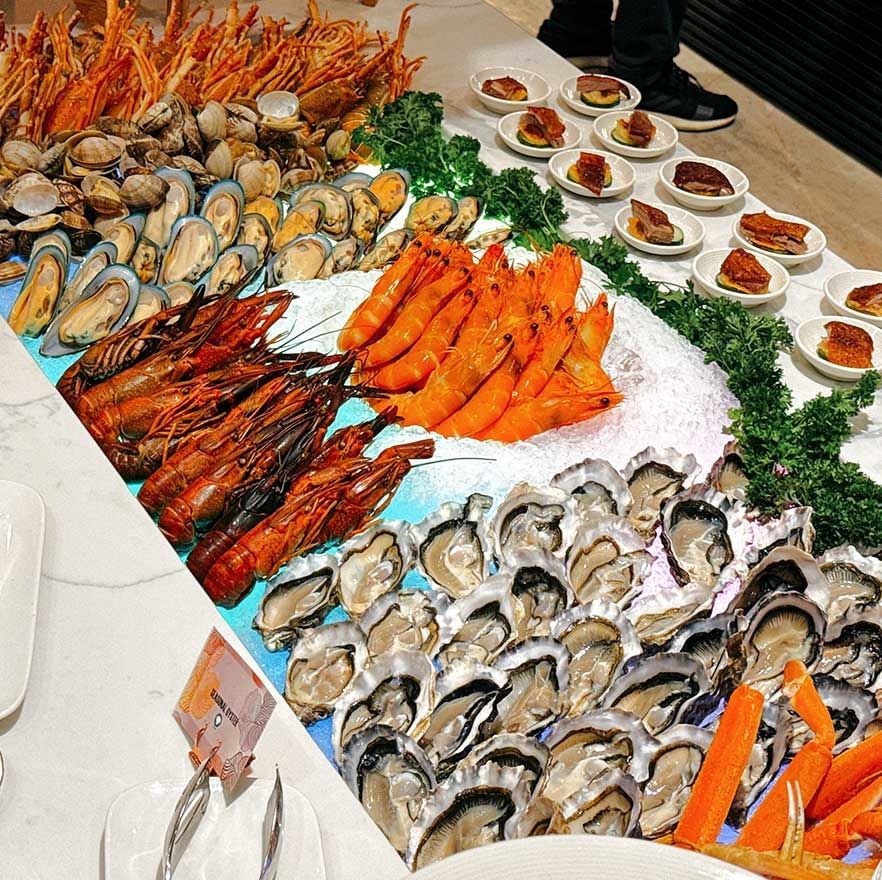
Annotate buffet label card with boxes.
[174,628,276,794]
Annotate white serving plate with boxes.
[592,111,678,158]
[407,837,758,880]
[824,269,882,327]
[0,480,45,720]
[692,247,789,308]
[104,777,325,880]
[497,111,581,158]
[658,156,749,211]
[795,315,882,382]
[469,67,552,114]
[558,74,641,117]
[614,202,705,256]
[548,149,635,199]
[732,210,826,267]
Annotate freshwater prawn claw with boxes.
[159,746,217,880]
[259,768,285,880]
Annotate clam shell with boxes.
[2,138,43,172]
[257,90,300,122]
[119,173,169,210]
[12,180,59,217]
[0,261,26,285]
[67,133,122,169]
[196,101,228,142]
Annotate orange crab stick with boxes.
[782,660,835,749]
[805,775,882,858]
[808,731,882,820]
[673,684,764,848]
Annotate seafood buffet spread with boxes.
[2,3,882,880]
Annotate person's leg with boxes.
[538,0,613,64]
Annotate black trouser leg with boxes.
[538,0,613,57]
[611,0,688,84]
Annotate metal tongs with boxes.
[259,767,284,880]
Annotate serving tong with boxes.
[158,751,284,880]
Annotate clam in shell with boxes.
[119,173,169,211]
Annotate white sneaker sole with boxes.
[651,111,737,132]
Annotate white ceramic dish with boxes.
[497,111,581,158]
[548,149,635,199]
[795,315,882,382]
[692,248,790,308]
[0,480,45,720]
[658,156,749,211]
[104,777,325,880]
[407,837,758,880]
[824,269,882,328]
[469,67,552,114]
[733,211,826,267]
[614,202,705,256]
[558,74,641,117]
[593,111,678,158]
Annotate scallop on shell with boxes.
[551,457,632,520]
[359,589,451,659]
[623,447,699,536]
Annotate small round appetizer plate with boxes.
[692,248,789,308]
[548,149,635,199]
[824,269,882,328]
[593,111,678,158]
[558,75,641,118]
[497,111,581,158]
[796,315,882,382]
[732,211,826,267]
[658,156,749,211]
[614,202,705,256]
[470,67,552,114]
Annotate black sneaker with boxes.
[620,64,738,131]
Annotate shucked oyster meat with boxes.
[623,447,698,536]
[491,484,575,560]
[816,610,882,690]
[550,767,642,837]
[502,550,573,639]
[551,457,633,520]
[360,589,451,659]
[816,545,882,621]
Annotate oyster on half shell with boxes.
[726,546,829,614]
[501,550,573,639]
[459,733,550,795]
[816,610,882,690]
[551,457,633,520]
[816,545,882,621]
[491,483,576,562]
[550,767,641,838]
[666,614,734,679]
[623,447,699,536]
[360,589,451,659]
[627,582,715,648]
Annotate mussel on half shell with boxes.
[8,243,68,336]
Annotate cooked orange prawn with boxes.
[545,245,583,318]
[512,309,578,400]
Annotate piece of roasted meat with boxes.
[739,211,810,255]
[673,161,735,197]
[612,110,655,147]
[818,321,874,369]
[517,106,566,148]
[628,199,683,245]
[577,74,629,108]
[481,76,528,101]
[567,152,612,195]
[717,248,772,294]
[845,283,882,318]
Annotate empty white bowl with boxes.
[497,111,582,158]
[692,248,790,308]
[658,156,749,211]
[795,315,882,382]
[593,111,678,159]
[558,75,641,117]
[614,202,705,256]
[733,211,826,267]
[824,269,882,328]
[469,67,552,114]
[548,149,635,199]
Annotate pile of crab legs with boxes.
[664,661,882,878]
[57,276,434,609]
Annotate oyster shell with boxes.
[489,638,569,736]
[816,545,882,621]
[412,494,492,599]
[726,546,829,614]
[551,457,632,519]
[566,516,651,607]
[158,215,219,285]
[816,609,882,690]
[501,550,573,639]
[337,522,415,618]
[550,767,641,837]
[601,653,709,735]
[350,187,381,246]
[627,582,715,647]
[622,447,699,536]
[436,577,523,666]
[368,169,410,219]
[506,796,561,837]
[332,650,435,760]
[708,441,749,501]
[405,764,529,870]
[491,483,576,561]
[640,724,714,838]
[284,621,367,725]
[459,733,549,795]
[293,183,351,239]
[8,244,68,337]
[199,180,244,251]
[269,234,332,283]
[342,726,436,855]
[143,168,195,247]
[406,195,458,236]
[419,660,508,770]
[661,486,747,586]
[359,229,412,271]
[252,554,339,651]
[751,506,816,562]
[359,589,451,659]
[666,613,734,678]
[551,600,642,716]
[543,708,654,803]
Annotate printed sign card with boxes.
[174,628,276,793]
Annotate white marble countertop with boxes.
[0,1,879,877]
